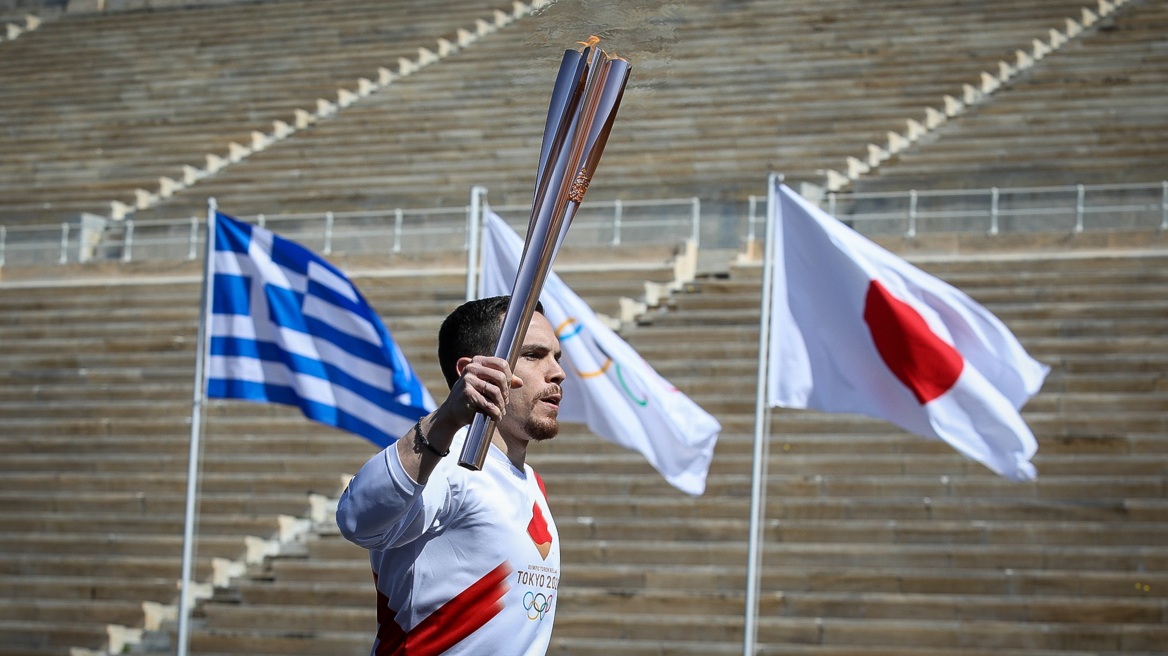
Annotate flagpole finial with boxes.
[207,197,218,213]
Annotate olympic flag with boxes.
[765,183,1048,480]
[480,210,721,495]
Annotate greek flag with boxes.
[206,212,436,447]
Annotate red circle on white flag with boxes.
[863,280,964,405]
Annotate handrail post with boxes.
[393,208,404,253]
[1160,180,1167,231]
[612,199,623,246]
[827,192,837,218]
[1074,184,1085,233]
[989,187,1000,236]
[906,190,918,238]
[746,195,758,244]
[690,196,701,248]
[323,211,334,255]
[0,225,6,267]
[257,213,266,228]
[123,219,135,263]
[187,216,199,260]
[59,222,69,264]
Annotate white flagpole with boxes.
[743,173,782,655]
[177,197,219,656]
[466,186,487,302]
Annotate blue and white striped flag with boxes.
[206,212,436,447]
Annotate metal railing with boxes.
[3,182,1166,269]
[488,197,701,249]
[0,222,76,267]
[747,181,1168,241]
[0,196,702,268]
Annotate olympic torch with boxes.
[459,37,631,470]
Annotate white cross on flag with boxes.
[206,212,436,447]
[766,184,1049,480]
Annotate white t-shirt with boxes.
[336,429,560,656]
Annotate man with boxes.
[336,295,566,655]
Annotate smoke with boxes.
[524,0,686,89]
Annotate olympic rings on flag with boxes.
[593,338,649,407]
[555,318,584,340]
[555,317,649,405]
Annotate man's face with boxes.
[497,312,565,443]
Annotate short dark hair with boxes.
[437,295,544,389]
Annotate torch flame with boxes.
[577,35,601,48]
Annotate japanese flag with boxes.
[767,184,1049,480]
[481,210,721,495]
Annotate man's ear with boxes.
[454,356,475,378]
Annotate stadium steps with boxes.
[157,242,1168,648]
[0,568,189,601]
[0,255,688,655]
[852,0,1168,190]
[0,0,518,224]
[0,4,1164,654]
[102,0,1098,223]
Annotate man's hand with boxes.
[449,355,520,424]
[396,355,519,484]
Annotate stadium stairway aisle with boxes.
[122,244,1168,655]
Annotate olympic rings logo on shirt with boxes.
[523,591,554,621]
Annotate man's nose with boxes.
[549,359,566,384]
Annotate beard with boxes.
[498,383,562,443]
[524,385,562,442]
[526,413,559,442]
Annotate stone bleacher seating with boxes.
[2,0,1167,654]
[853,0,1168,192]
[0,255,677,655]
[1,0,1135,232]
[0,0,507,226]
[128,0,1104,219]
[89,245,1160,656]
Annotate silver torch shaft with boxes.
[459,39,630,470]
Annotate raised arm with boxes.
[397,354,515,483]
[335,355,517,548]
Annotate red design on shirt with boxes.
[373,562,512,656]
[527,502,553,560]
